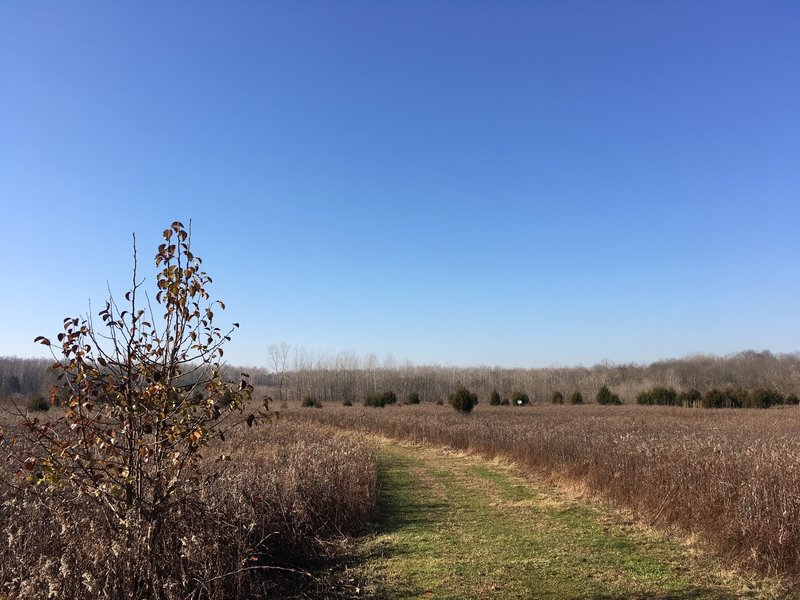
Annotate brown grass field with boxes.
[0,407,377,599]
[4,398,800,597]
[288,402,800,585]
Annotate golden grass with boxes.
[290,402,800,584]
[0,414,377,599]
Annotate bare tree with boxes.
[267,341,291,407]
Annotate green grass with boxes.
[356,441,782,600]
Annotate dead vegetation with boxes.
[0,416,376,599]
[290,402,800,584]
[0,222,377,599]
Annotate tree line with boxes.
[258,347,800,407]
[5,348,800,407]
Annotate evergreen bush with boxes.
[569,391,583,405]
[449,386,478,414]
[301,395,322,408]
[596,385,622,405]
[25,395,49,412]
[511,391,530,406]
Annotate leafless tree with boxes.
[267,341,291,407]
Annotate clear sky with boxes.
[1,1,798,369]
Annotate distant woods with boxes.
[5,349,800,408]
[255,348,800,408]
[0,357,52,398]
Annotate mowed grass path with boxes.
[356,440,780,600]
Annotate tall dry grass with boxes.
[291,403,800,581]
[0,415,377,599]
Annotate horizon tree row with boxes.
[5,348,800,407]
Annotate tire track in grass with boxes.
[357,440,784,600]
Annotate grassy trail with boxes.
[355,440,779,600]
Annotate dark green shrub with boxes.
[596,385,622,405]
[449,386,478,414]
[364,390,398,408]
[301,395,322,408]
[26,395,49,412]
[364,395,382,408]
[342,399,352,407]
[724,387,748,409]
[652,387,674,406]
[406,392,421,405]
[489,388,502,406]
[500,397,510,406]
[551,391,564,405]
[677,388,702,408]
[636,386,676,406]
[511,391,530,406]
[569,391,583,405]
[745,388,784,409]
[786,394,800,406]
[702,388,727,409]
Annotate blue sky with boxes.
[1,1,798,368]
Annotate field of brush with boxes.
[289,402,800,584]
[0,406,377,599]
[3,398,800,597]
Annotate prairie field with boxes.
[4,396,800,598]
[0,410,377,599]
[289,402,800,584]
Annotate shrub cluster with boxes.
[449,387,478,414]
[24,395,49,412]
[596,385,622,405]
[364,390,398,408]
[301,395,322,408]
[551,391,564,405]
[636,386,796,409]
[569,391,583,405]
[511,391,530,406]
[489,388,502,406]
[636,387,703,407]
[405,392,421,405]
[702,387,791,409]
